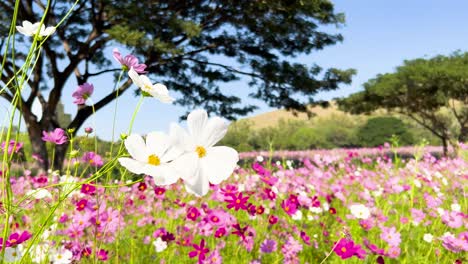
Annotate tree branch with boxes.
[186,58,265,80]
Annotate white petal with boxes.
[16,26,32,36]
[128,68,143,88]
[169,123,194,151]
[124,134,148,161]
[145,131,170,157]
[42,26,56,36]
[154,93,175,103]
[201,116,228,147]
[172,152,199,185]
[153,83,169,94]
[184,168,210,196]
[201,146,238,184]
[139,75,153,88]
[118,158,147,174]
[187,109,208,142]
[144,164,179,185]
[22,20,33,29]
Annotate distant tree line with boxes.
[219,114,439,152]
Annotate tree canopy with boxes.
[0,0,355,170]
[338,52,468,154]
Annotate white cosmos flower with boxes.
[50,248,73,264]
[423,233,433,243]
[16,20,55,37]
[4,245,23,262]
[26,188,52,199]
[153,237,168,252]
[451,203,461,212]
[171,109,239,196]
[350,204,370,219]
[32,244,50,263]
[128,68,174,103]
[292,210,303,220]
[119,132,183,185]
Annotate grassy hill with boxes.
[241,102,361,130]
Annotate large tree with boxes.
[0,0,355,170]
[338,52,468,155]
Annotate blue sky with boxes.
[3,0,468,140]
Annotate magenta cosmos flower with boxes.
[72,83,94,105]
[189,239,209,264]
[333,238,357,260]
[42,128,67,145]
[6,231,32,247]
[225,192,249,211]
[113,48,147,73]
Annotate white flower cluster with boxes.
[119,109,239,196]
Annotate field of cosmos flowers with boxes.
[1,142,467,263]
[0,18,466,264]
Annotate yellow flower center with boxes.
[144,84,153,92]
[195,146,206,158]
[148,154,161,166]
[341,247,346,253]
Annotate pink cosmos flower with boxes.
[113,48,147,73]
[205,249,222,264]
[154,187,166,198]
[268,215,278,225]
[411,208,425,224]
[442,234,468,253]
[214,227,226,238]
[260,239,277,253]
[187,207,201,221]
[220,185,238,198]
[380,226,401,247]
[441,211,463,228]
[84,127,93,134]
[281,199,297,216]
[42,128,67,145]
[82,152,103,167]
[75,199,88,211]
[189,239,210,264]
[386,246,400,258]
[282,236,303,262]
[72,83,94,105]
[1,140,23,155]
[359,219,374,231]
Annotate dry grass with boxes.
[242,102,347,129]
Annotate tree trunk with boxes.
[448,138,460,158]
[53,142,69,172]
[441,137,448,157]
[25,120,49,171]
